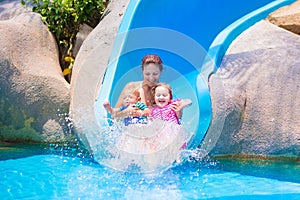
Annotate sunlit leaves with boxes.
[21,0,106,79]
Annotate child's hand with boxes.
[170,101,183,119]
[103,101,113,115]
[170,101,181,112]
[103,101,110,108]
[126,104,139,116]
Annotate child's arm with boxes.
[103,101,118,115]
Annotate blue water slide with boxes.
[96,0,295,149]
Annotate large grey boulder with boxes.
[202,20,300,156]
[0,0,71,143]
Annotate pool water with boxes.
[1,144,300,199]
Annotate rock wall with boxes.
[0,0,71,143]
[202,20,300,157]
[201,1,300,157]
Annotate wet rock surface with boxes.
[0,0,71,143]
[204,20,300,156]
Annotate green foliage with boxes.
[0,97,42,142]
[21,0,107,81]
[0,118,45,143]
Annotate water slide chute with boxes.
[71,0,296,172]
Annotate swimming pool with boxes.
[1,145,300,199]
[2,0,300,199]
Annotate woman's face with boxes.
[142,63,161,85]
[154,86,171,108]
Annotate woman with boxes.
[114,54,184,118]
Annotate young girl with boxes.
[150,83,192,124]
[103,90,150,126]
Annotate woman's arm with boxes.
[170,99,192,119]
[180,99,192,109]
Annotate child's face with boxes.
[154,86,171,108]
[122,93,138,106]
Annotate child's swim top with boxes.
[120,102,148,126]
[150,99,180,124]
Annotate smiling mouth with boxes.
[147,80,158,85]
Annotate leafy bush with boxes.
[21,0,107,81]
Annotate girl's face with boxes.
[142,63,161,86]
[154,86,171,108]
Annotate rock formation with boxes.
[202,20,300,156]
[0,0,71,143]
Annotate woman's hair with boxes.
[141,54,163,72]
[152,82,173,101]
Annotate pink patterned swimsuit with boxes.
[150,99,180,124]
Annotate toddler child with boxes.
[103,90,150,126]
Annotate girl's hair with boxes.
[152,83,173,101]
[141,54,163,72]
